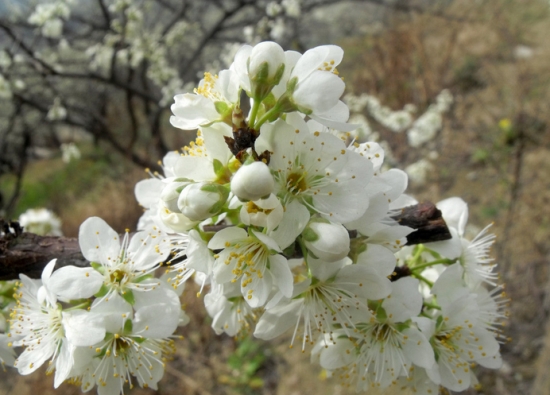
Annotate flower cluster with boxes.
[2,41,507,395]
[8,219,184,393]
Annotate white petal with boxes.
[254,299,301,340]
[401,327,435,369]
[437,197,468,236]
[269,199,310,249]
[383,277,422,322]
[319,337,355,370]
[54,341,74,388]
[208,227,247,249]
[49,265,103,300]
[173,156,216,181]
[170,93,218,130]
[269,254,293,298]
[63,310,106,347]
[135,178,163,209]
[78,217,121,263]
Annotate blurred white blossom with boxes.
[19,208,63,236]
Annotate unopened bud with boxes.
[302,219,350,262]
[160,181,187,212]
[177,182,229,221]
[248,41,285,101]
[231,161,274,201]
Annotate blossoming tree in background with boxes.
[0,37,509,395]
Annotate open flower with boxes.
[255,114,373,234]
[170,69,239,130]
[50,217,173,306]
[208,227,293,308]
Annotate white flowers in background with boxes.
[0,51,12,70]
[60,142,81,163]
[407,90,452,147]
[405,158,433,185]
[18,208,63,236]
[282,0,301,17]
[28,1,71,38]
[0,74,12,100]
[46,97,68,121]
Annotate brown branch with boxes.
[0,232,86,281]
[0,202,451,280]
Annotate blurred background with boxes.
[1,0,549,394]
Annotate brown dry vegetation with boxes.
[2,0,550,394]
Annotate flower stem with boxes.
[254,104,281,130]
[423,302,441,310]
[248,99,262,128]
[410,258,456,272]
[412,272,434,287]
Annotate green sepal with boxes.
[173,177,193,183]
[435,314,444,330]
[286,76,298,93]
[123,318,133,334]
[282,243,296,258]
[272,63,285,86]
[122,289,135,305]
[94,284,109,298]
[91,262,105,274]
[201,183,221,193]
[301,227,319,242]
[214,101,230,116]
[394,322,410,332]
[134,274,153,283]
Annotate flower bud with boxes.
[177,182,229,221]
[302,219,350,262]
[248,41,285,101]
[160,181,187,212]
[231,161,274,201]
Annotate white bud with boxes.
[248,41,285,101]
[160,182,186,212]
[231,161,274,201]
[303,220,350,262]
[249,41,285,81]
[177,182,228,221]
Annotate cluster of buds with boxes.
[0,41,507,395]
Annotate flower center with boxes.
[286,171,308,194]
